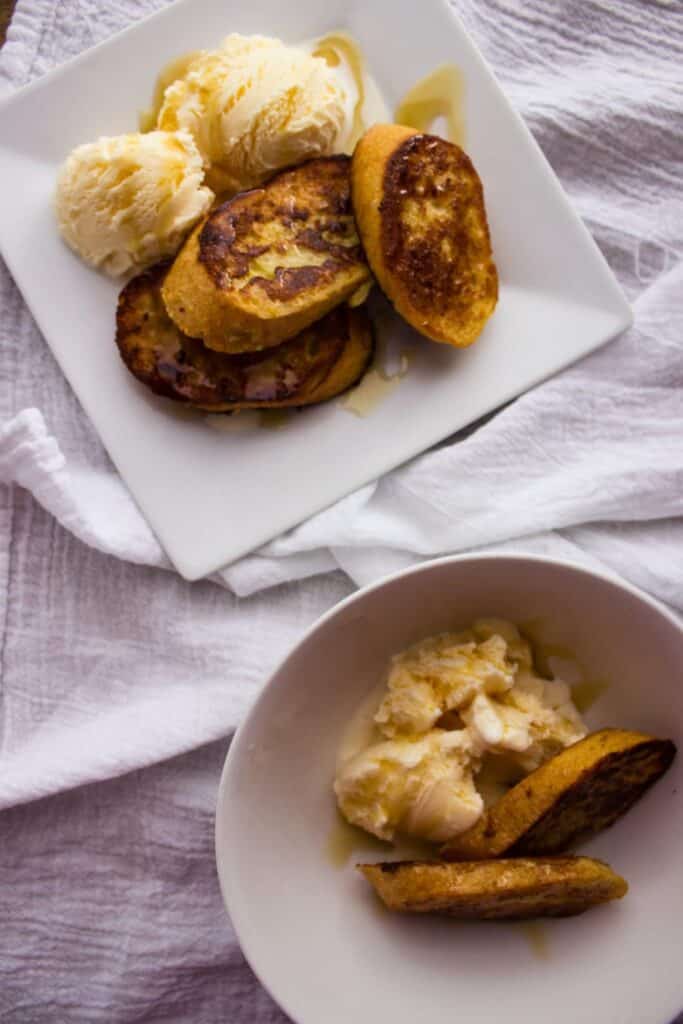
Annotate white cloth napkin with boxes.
[1,1,682,1020]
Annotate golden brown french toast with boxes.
[116,261,373,411]
[161,155,372,353]
[359,857,627,919]
[351,124,497,348]
[442,729,676,861]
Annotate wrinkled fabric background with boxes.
[0,0,681,1020]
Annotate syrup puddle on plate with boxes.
[325,814,391,869]
[395,64,466,146]
[517,921,550,960]
[341,295,414,417]
[259,409,292,430]
[341,354,410,417]
[325,812,434,870]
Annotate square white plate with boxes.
[0,0,631,580]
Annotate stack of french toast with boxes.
[115,124,498,413]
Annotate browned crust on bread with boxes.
[359,857,628,919]
[200,158,365,300]
[380,133,496,319]
[161,156,371,353]
[116,261,374,411]
[441,729,676,861]
[352,124,497,348]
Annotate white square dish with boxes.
[0,0,631,580]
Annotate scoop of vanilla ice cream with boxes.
[375,630,516,738]
[157,34,349,194]
[334,730,483,843]
[463,670,587,772]
[334,619,588,844]
[55,130,214,276]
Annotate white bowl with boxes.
[216,554,683,1024]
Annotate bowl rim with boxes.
[214,550,683,1023]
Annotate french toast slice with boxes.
[116,261,373,411]
[162,155,372,353]
[359,857,627,919]
[441,729,676,861]
[351,124,497,348]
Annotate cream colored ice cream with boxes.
[55,130,214,276]
[334,619,587,843]
[156,34,350,194]
[374,628,517,738]
[334,730,482,843]
[462,670,586,773]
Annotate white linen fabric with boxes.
[0,0,681,1019]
